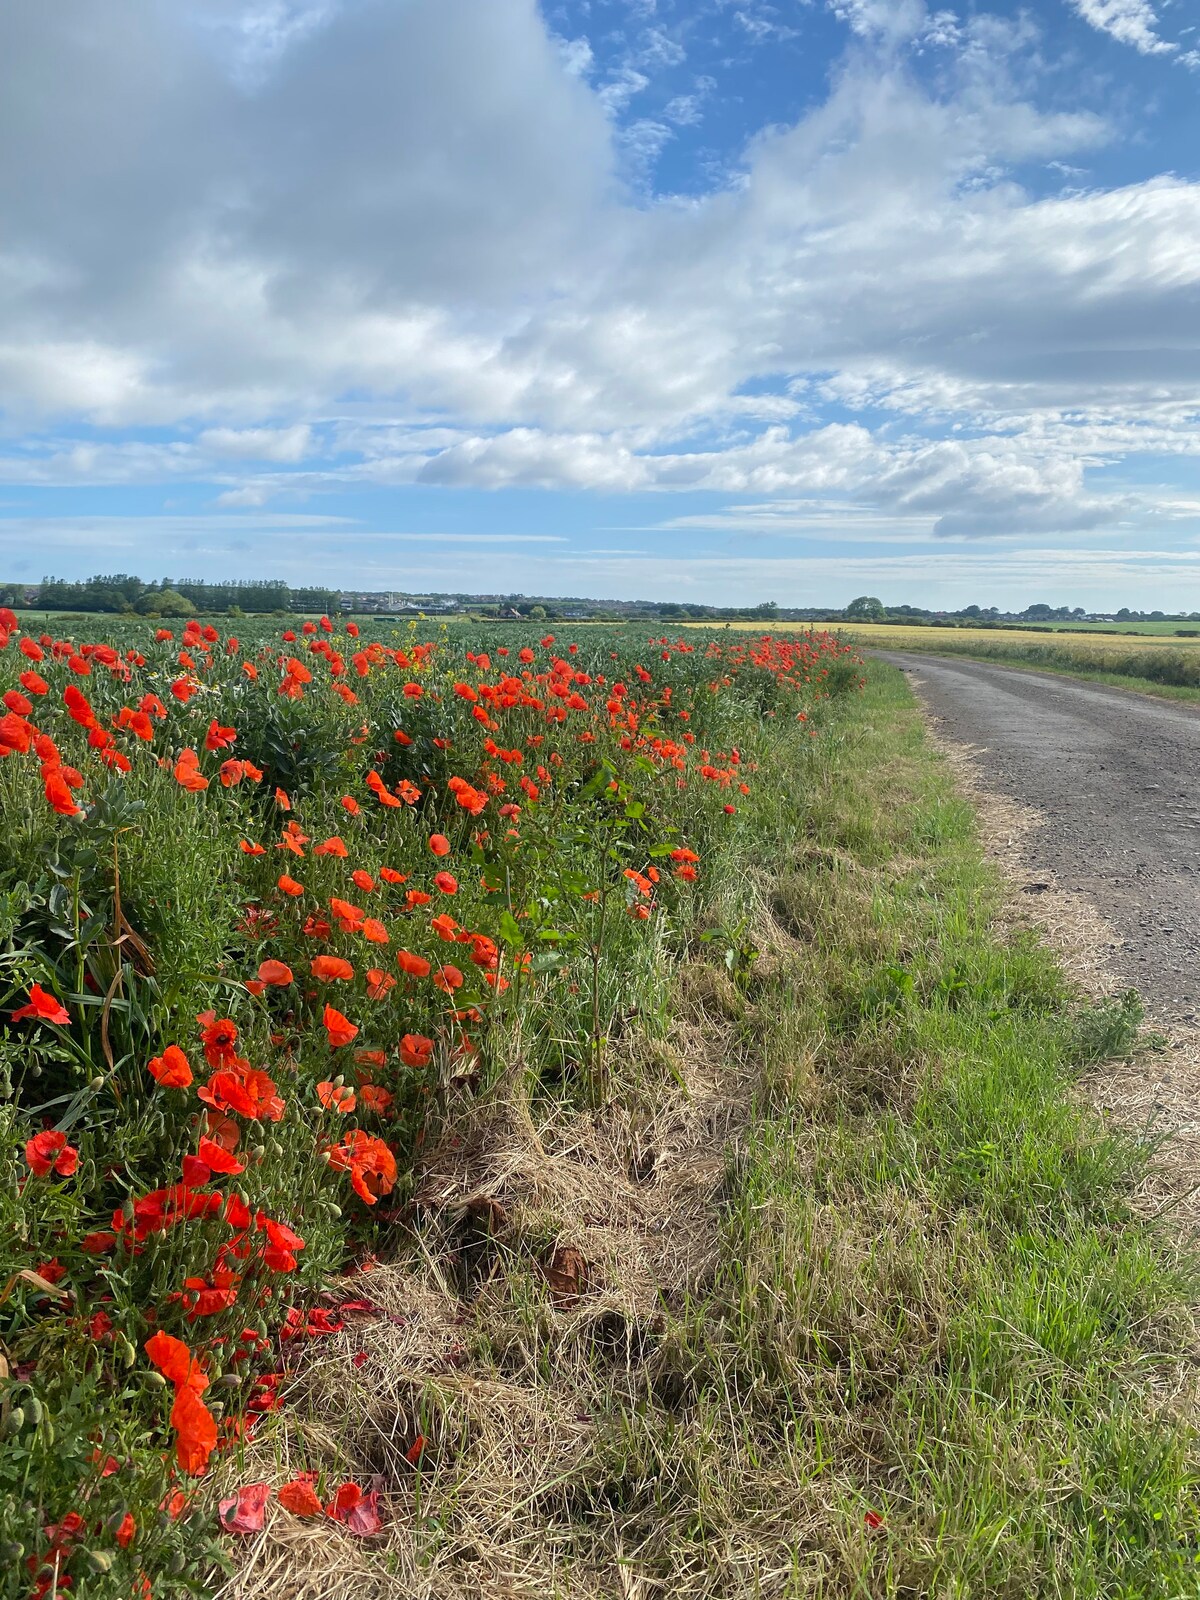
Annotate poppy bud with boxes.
[217,1373,241,1389]
[0,1543,24,1563]
[145,1371,167,1388]
[250,1144,266,1161]
[23,1396,42,1426]
[89,1075,105,1090]
[3,1407,25,1435]
[332,1074,345,1089]
[270,1139,284,1157]
[88,1552,116,1575]
[326,1203,342,1218]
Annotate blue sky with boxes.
[2,0,1199,609]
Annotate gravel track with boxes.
[876,653,1200,1025]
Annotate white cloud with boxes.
[0,0,1198,566]
[199,424,312,461]
[1068,0,1176,56]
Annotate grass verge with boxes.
[227,664,1200,1600]
[845,634,1200,704]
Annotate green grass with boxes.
[262,663,1200,1599]
[617,664,1200,1596]
[901,650,1200,705]
[866,637,1200,704]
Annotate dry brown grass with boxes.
[219,975,758,1600]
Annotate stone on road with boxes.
[877,652,1200,1025]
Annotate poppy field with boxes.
[0,608,862,1597]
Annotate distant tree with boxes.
[845,595,886,620]
[528,604,547,619]
[139,588,192,618]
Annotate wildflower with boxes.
[148,1044,193,1088]
[197,1012,239,1068]
[325,1480,383,1537]
[24,1130,79,1177]
[257,959,294,986]
[433,871,458,894]
[359,1084,393,1114]
[311,955,355,982]
[323,1004,359,1047]
[198,1063,285,1122]
[219,1483,270,1536]
[327,1130,397,1206]
[433,964,463,993]
[12,984,71,1025]
[317,1082,357,1113]
[365,968,396,999]
[396,949,431,979]
[428,833,450,857]
[277,873,305,897]
[278,1477,323,1517]
[399,1033,434,1069]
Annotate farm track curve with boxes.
[874,652,1200,1026]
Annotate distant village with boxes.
[1,575,1197,628]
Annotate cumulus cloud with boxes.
[0,0,1198,562]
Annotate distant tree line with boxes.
[24,575,340,616]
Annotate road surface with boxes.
[877,653,1200,1023]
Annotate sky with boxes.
[1,0,1199,611]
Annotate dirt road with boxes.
[877,653,1200,1025]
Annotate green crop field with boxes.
[2,609,1196,1598]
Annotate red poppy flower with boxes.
[317,1081,357,1113]
[359,1084,393,1114]
[219,1482,270,1535]
[428,833,450,857]
[171,1384,219,1475]
[277,873,304,897]
[145,1330,209,1395]
[278,1477,323,1517]
[361,916,389,944]
[12,984,70,1025]
[322,1004,359,1048]
[198,1135,245,1174]
[396,949,431,979]
[433,964,463,993]
[399,1033,434,1069]
[195,1009,235,1062]
[257,959,294,987]
[198,1063,285,1122]
[25,1129,79,1178]
[148,1044,193,1088]
[327,1130,397,1206]
[311,955,355,982]
[433,871,458,895]
[365,968,396,1000]
[325,1481,383,1537]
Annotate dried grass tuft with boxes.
[219,961,757,1600]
